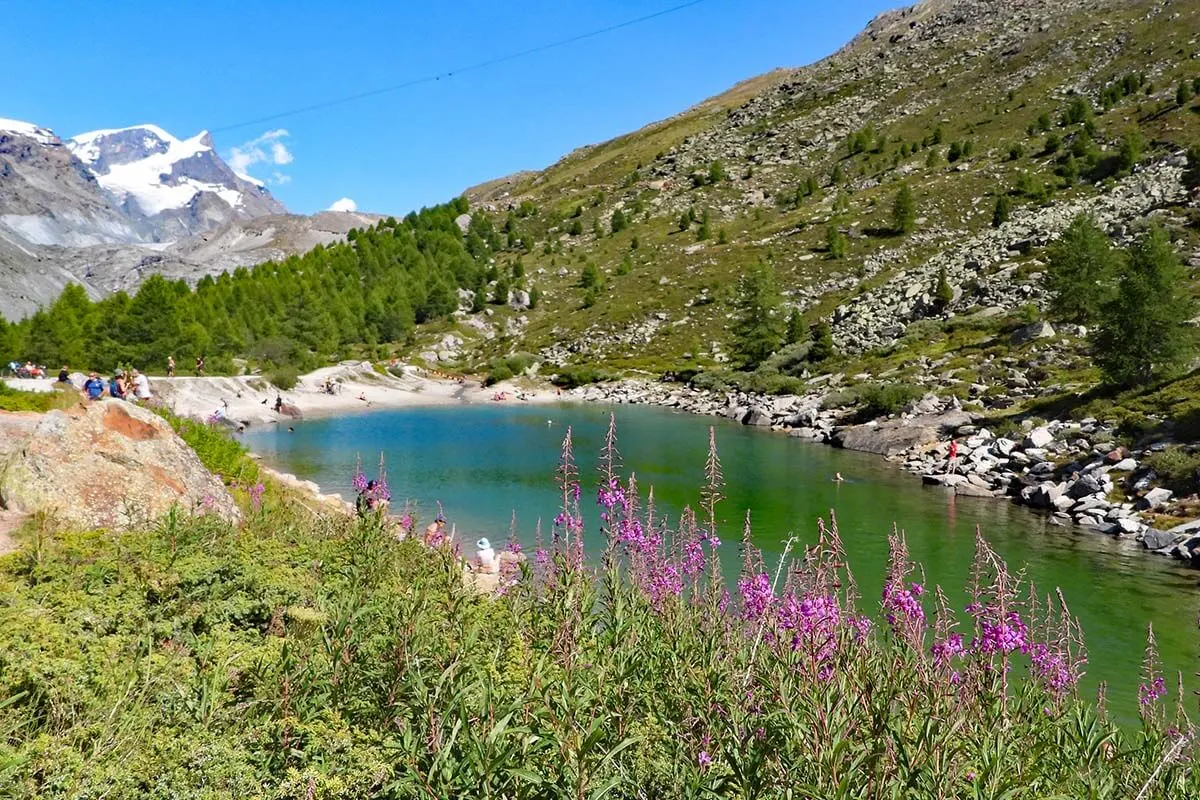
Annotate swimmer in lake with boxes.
[834,472,845,483]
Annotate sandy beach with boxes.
[4,361,568,427]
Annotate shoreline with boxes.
[14,364,1197,571]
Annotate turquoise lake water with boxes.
[244,402,1200,718]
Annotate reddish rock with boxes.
[0,399,237,530]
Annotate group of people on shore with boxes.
[80,366,153,403]
[7,361,47,379]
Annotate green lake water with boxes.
[244,402,1200,717]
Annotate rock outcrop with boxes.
[0,400,237,529]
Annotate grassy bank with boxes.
[0,422,1197,798]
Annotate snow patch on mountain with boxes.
[67,126,247,217]
[0,118,58,145]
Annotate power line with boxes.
[210,0,712,135]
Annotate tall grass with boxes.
[0,417,1196,798]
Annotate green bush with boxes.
[267,366,299,391]
[820,387,860,409]
[857,382,925,417]
[1143,446,1200,494]
[551,365,612,389]
[689,369,731,394]
[0,383,74,412]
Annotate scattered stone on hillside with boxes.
[509,289,531,311]
[0,400,238,530]
[1137,487,1173,511]
[1011,321,1056,344]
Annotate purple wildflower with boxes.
[249,482,265,511]
[738,572,774,621]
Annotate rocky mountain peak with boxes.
[64,124,286,236]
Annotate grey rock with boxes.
[1137,487,1173,511]
[1023,427,1054,449]
[1141,529,1177,550]
[1010,321,1056,344]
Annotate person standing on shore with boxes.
[195,355,205,376]
[167,355,176,378]
[947,439,959,475]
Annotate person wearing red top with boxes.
[947,439,959,475]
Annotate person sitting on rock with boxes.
[108,371,126,400]
[84,372,105,400]
[131,369,152,403]
[57,365,70,383]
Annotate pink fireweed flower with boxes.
[249,482,265,511]
[972,611,1029,656]
[647,561,683,605]
[882,582,926,627]
[681,537,706,577]
[738,572,774,621]
[777,591,841,667]
[1139,675,1167,707]
[848,615,872,641]
[1030,643,1078,697]
[931,633,966,666]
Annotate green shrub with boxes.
[267,366,300,391]
[820,387,860,409]
[1143,446,1200,494]
[551,365,612,388]
[0,383,75,412]
[690,370,731,393]
[857,382,925,417]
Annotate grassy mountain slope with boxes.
[444,0,1199,409]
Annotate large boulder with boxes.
[833,411,972,457]
[0,400,238,530]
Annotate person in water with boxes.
[834,472,845,483]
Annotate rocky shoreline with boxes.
[569,379,1200,571]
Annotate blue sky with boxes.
[3,0,898,215]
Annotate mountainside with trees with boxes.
[4,0,1200,436]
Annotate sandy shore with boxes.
[4,361,566,427]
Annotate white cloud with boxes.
[228,129,292,184]
[328,197,357,212]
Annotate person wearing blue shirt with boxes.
[83,372,105,400]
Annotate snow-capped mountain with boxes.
[0,118,143,248]
[67,125,286,240]
[0,116,377,321]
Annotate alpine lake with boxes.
[244,402,1200,719]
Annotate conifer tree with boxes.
[826,226,846,259]
[610,208,628,234]
[893,184,917,235]
[808,320,835,362]
[992,195,1011,228]
[1045,215,1117,324]
[730,264,784,369]
[934,266,954,310]
[1095,225,1195,386]
[785,307,804,345]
